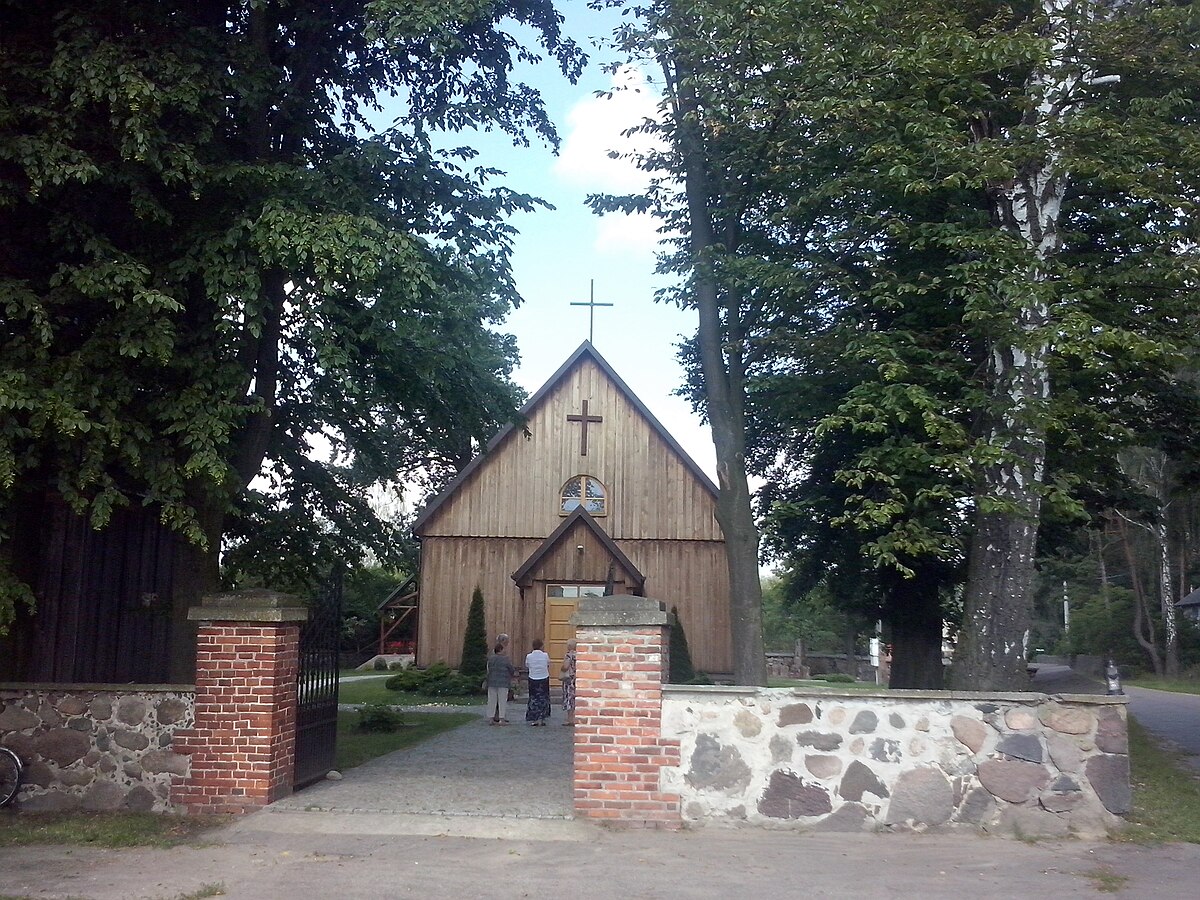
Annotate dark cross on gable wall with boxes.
[570,279,613,344]
[566,399,603,456]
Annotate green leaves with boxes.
[0,1,580,628]
[607,1,1200,651]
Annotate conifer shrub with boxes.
[423,674,482,696]
[383,661,483,696]
[459,586,488,678]
[669,605,697,684]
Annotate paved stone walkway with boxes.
[271,703,573,819]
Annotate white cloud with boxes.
[554,65,662,193]
[593,211,663,257]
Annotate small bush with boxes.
[384,661,483,696]
[385,668,428,692]
[357,704,403,733]
[373,657,389,671]
[818,673,855,683]
[423,674,482,697]
[424,661,453,679]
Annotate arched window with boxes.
[560,475,607,516]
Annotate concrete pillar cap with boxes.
[187,588,309,623]
[572,595,671,627]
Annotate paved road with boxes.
[1030,663,1108,695]
[5,818,1200,899]
[1122,685,1200,773]
[1033,664,1200,772]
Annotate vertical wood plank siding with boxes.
[23,499,176,682]
[417,353,732,676]
[417,538,730,674]
[421,359,722,542]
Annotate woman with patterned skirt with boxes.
[525,639,551,725]
[560,638,577,726]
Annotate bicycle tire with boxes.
[0,746,21,808]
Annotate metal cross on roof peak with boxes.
[570,279,614,344]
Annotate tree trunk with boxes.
[1117,450,1179,676]
[953,289,1048,690]
[1093,526,1110,611]
[168,501,225,683]
[885,569,946,690]
[955,0,1088,689]
[1155,517,1179,678]
[954,507,1037,690]
[1149,457,1180,677]
[662,39,766,686]
[1117,514,1163,676]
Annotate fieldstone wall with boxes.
[662,686,1129,837]
[0,684,193,812]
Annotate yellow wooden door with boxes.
[545,596,578,685]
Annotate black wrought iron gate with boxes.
[294,570,342,788]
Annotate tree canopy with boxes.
[0,2,584,644]
[594,0,1200,688]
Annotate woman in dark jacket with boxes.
[486,641,515,724]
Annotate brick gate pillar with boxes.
[171,590,308,815]
[571,595,681,828]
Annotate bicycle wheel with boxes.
[0,746,21,807]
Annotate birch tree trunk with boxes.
[1144,452,1179,677]
[1116,513,1163,676]
[1155,516,1179,677]
[954,0,1102,689]
[1116,449,1179,676]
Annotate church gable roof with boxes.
[412,341,717,535]
[1178,586,1200,609]
[510,506,646,590]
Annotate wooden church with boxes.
[412,341,732,677]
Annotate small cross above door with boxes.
[566,399,603,456]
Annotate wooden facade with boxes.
[413,342,731,676]
[0,494,178,682]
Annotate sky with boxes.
[405,5,719,479]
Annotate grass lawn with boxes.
[336,677,483,707]
[0,809,223,849]
[767,677,882,691]
[335,709,476,771]
[1120,718,1200,843]
[1125,677,1200,695]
